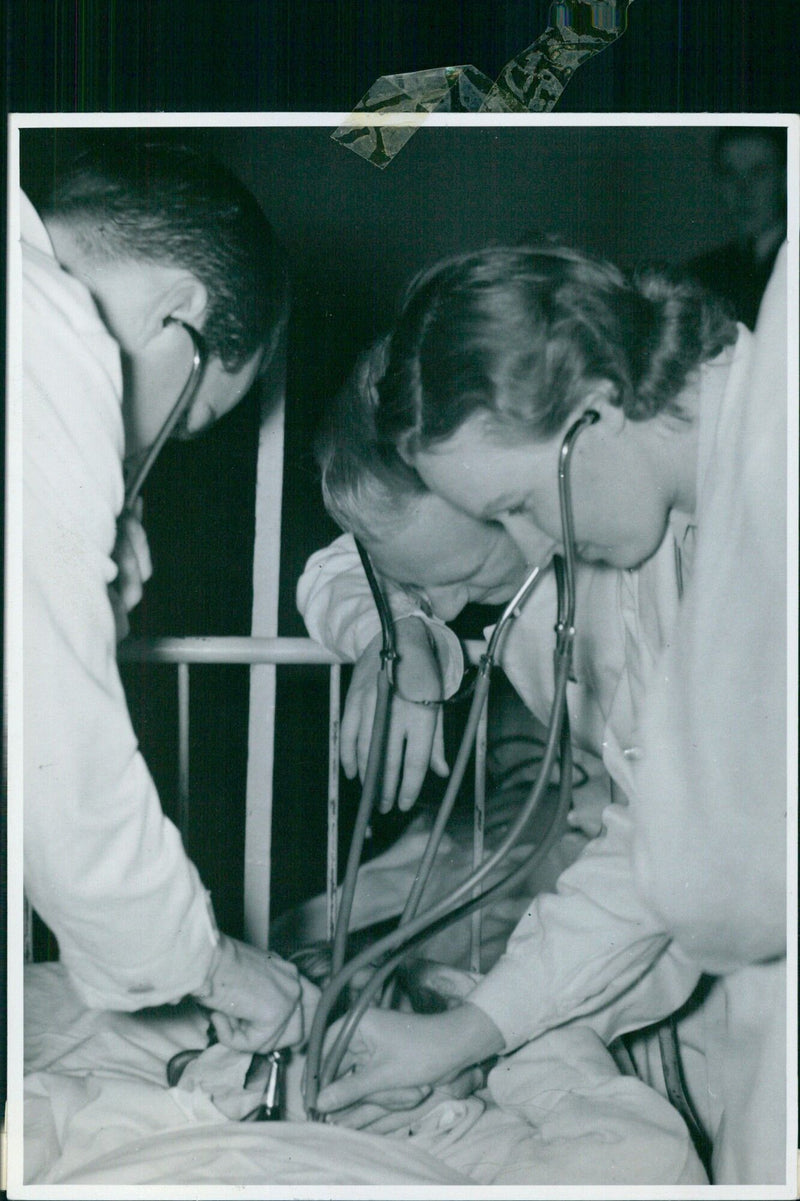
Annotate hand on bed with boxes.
[341,620,449,812]
[195,934,320,1053]
[315,1003,503,1119]
[323,1065,486,1132]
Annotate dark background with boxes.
[8,1,798,939]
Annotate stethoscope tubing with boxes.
[331,660,394,976]
[303,620,573,1114]
[328,543,401,977]
[123,320,207,512]
[397,562,546,930]
[318,672,575,1101]
[303,410,597,1116]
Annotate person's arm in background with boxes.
[297,533,465,682]
[21,210,314,1050]
[631,246,788,971]
[298,534,465,810]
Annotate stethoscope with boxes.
[153,322,293,1121]
[126,319,294,1121]
[123,318,208,511]
[302,408,601,1118]
[148,387,707,1162]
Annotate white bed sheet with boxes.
[21,964,468,1187]
[19,962,707,1189]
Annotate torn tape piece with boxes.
[333,1,634,167]
[332,65,494,168]
[481,1,633,113]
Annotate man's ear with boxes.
[145,275,208,347]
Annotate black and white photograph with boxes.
[5,113,796,1195]
[3,4,799,1197]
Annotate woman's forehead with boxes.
[416,426,555,513]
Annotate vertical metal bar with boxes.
[24,896,34,964]
[470,698,489,973]
[245,664,277,949]
[177,662,190,846]
[244,388,285,951]
[327,664,341,943]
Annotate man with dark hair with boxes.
[21,136,315,1051]
[687,127,786,329]
[41,138,288,460]
[42,139,287,373]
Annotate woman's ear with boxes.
[586,379,625,434]
[396,431,417,466]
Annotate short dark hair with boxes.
[377,244,739,452]
[42,136,288,371]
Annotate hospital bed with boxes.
[20,631,707,1189]
[18,402,708,1189]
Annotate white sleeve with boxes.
[296,533,464,695]
[22,234,218,1011]
[499,563,630,759]
[467,803,700,1051]
[631,250,788,971]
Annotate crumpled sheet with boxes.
[271,772,610,972]
[20,961,706,1187]
[445,1029,708,1185]
[21,964,468,1186]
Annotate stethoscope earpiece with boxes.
[124,322,208,510]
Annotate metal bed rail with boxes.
[118,635,487,954]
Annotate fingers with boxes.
[341,636,383,779]
[316,1033,404,1115]
[394,709,452,810]
[209,991,301,1054]
[127,512,153,583]
[340,688,371,780]
[324,1087,431,1131]
[429,711,450,779]
[384,703,443,812]
[438,1065,485,1099]
[356,700,375,783]
[115,541,144,612]
[113,511,153,614]
[108,584,131,643]
[364,1085,432,1109]
[359,1107,429,1135]
[317,1067,385,1115]
[342,624,448,810]
[299,975,321,1041]
[379,725,409,813]
[210,1012,294,1054]
[394,737,427,812]
[316,1066,431,1116]
[198,936,309,1053]
[326,1100,400,1130]
[209,1011,262,1050]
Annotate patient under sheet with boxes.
[20,962,705,1187]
